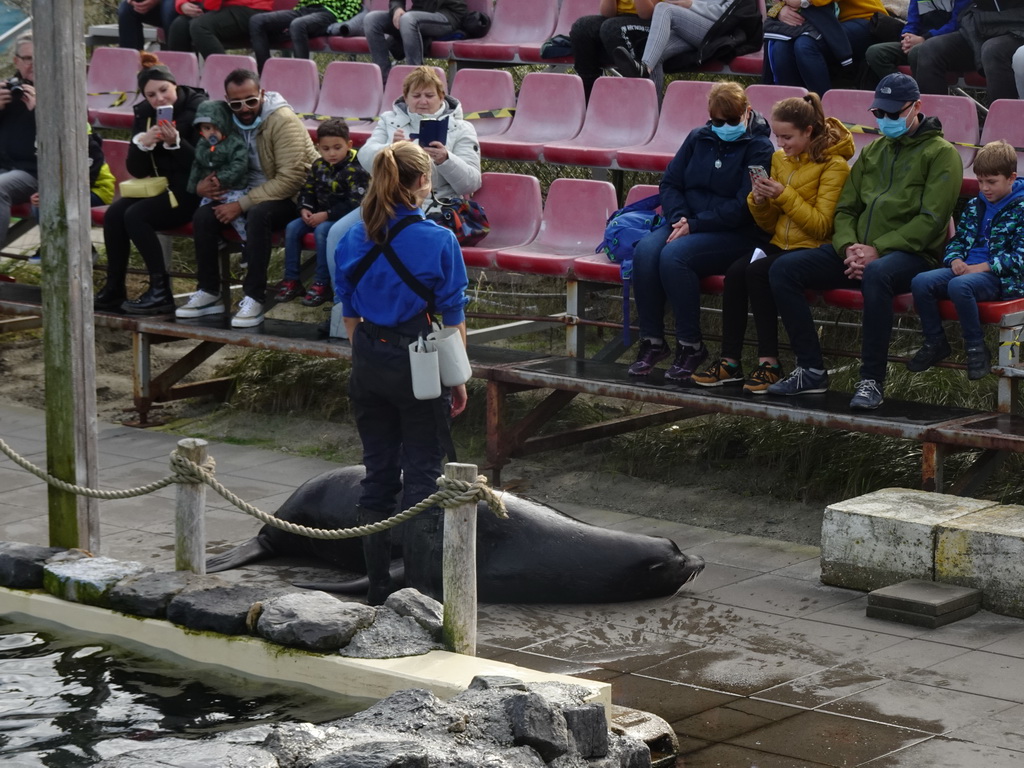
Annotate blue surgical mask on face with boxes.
[711,122,746,142]
[876,115,909,139]
[233,114,262,132]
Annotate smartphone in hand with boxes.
[155,105,174,124]
[748,165,768,181]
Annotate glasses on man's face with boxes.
[227,95,261,112]
[710,115,743,128]
[15,54,31,62]
[870,103,911,120]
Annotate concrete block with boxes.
[866,603,979,628]
[936,504,1024,618]
[820,489,996,592]
[868,579,982,616]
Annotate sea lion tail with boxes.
[205,537,274,573]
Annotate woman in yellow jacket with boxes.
[693,93,853,392]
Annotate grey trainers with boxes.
[766,366,828,395]
[849,379,883,410]
[231,295,265,328]
[175,290,223,318]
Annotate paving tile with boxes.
[690,533,821,572]
[764,617,908,666]
[820,679,1019,735]
[672,702,791,743]
[100,527,177,564]
[942,703,1024,754]
[524,625,702,674]
[603,514,737,549]
[475,604,592,650]
[726,710,930,766]
[218,455,340,485]
[755,666,887,709]
[978,629,1024,659]
[610,676,740,724]
[0,464,44,493]
[94,431,184,460]
[860,735,1024,767]
[924,609,1024,650]
[695,573,863,619]
[546,502,646,528]
[480,648,619,679]
[683,742,836,768]
[681,563,762,595]
[902,650,1024,703]
[794,595,932,639]
[825,638,970,681]
[771,556,823,582]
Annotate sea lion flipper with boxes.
[205,537,274,573]
[292,561,405,594]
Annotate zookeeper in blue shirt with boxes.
[335,141,469,606]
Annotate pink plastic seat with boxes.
[494,179,618,277]
[542,77,658,167]
[90,139,131,227]
[306,61,383,145]
[821,88,878,164]
[327,0,390,54]
[517,0,601,63]
[478,72,585,162]
[261,57,321,116]
[940,298,1024,323]
[157,51,200,87]
[919,93,978,174]
[450,68,515,138]
[450,0,557,63]
[200,54,258,99]
[460,173,542,268]
[821,288,915,313]
[382,65,448,111]
[745,83,807,120]
[616,80,714,172]
[962,99,1024,198]
[88,47,144,128]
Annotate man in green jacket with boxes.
[766,73,962,409]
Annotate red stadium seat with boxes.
[450,68,515,138]
[517,0,601,63]
[307,61,383,145]
[616,79,714,172]
[450,0,557,63]
[961,99,1024,198]
[478,72,585,162]
[382,65,448,111]
[821,88,878,163]
[88,47,143,128]
[821,288,916,313]
[157,51,200,88]
[90,139,131,228]
[460,173,542,268]
[261,57,321,116]
[494,179,618,277]
[573,185,661,284]
[745,83,807,120]
[542,76,658,167]
[939,298,1024,323]
[200,54,258,100]
[919,93,978,173]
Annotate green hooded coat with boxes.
[187,99,250,195]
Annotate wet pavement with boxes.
[2,401,1024,767]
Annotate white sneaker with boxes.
[175,290,223,318]
[231,295,264,328]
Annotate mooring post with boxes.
[442,462,478,656]
[175,439,208,574]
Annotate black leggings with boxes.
[720,244,791,361]
[103,189,200,278]
[569,14,652,100]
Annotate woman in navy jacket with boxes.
[335,141,469,606]
[628,81,773,381]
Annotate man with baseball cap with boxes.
[766,72,963,409]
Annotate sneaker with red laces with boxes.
[301,281,330,307]
[273,279,304,302]
[627,338,671,376]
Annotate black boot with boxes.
[402,509,444,602]
[358,506,397,606]
[93,279,127,313]
[123,273,174,315]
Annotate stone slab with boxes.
[936,504,1024,618]
[820,489,996,592]
[868,579,982,616]
[866,602,980,629]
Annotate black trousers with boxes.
[569,14,652,100]
[103,189,200,279]
[720,244,789,361]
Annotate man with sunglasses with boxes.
[177,68,317,328]
[767,72,962,409]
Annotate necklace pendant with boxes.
[714,159,722,169]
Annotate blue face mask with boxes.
[876,115,909,139]
[233,114,262,132]
[711,121,746,142]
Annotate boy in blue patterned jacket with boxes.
[275,118,370,307]
[908,140,1024,379]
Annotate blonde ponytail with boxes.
[363,143,432,244]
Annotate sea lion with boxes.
[207,466,704,603]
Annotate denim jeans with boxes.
[911,267,1001,347]
[767,17,873,94]
[365,9,453,83]
[770,244,930,382]
[249,7,335,71]
[632,224,761,344]
[284,216,335,284]
[118,0,177,50]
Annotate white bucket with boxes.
[428,327,472,387]
[408,340,441,400]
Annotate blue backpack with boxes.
[595,194,663,343]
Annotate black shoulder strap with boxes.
[349,215,435,313]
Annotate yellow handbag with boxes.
[118,119,179,207]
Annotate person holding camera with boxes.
[0,34,37,249]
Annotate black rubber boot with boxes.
[402,509,444,602]
[123,273,175,315]
[358,505,397,606]
[93,279,127,313]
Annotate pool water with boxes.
[0,618,370,767]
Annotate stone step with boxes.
[867,579,982,627]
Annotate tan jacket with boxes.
[239,92,318,212]
[747,117,855,251]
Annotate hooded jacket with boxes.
[748,117,855,251]
[127,83,208,195]
[187,99,249,195]
[0,76,36,176]
[298,148,370,221]
[659,109,775,237]
[234,90,318,212]
[358,94,481,206]
[832,114,962,263]
[944,178,1024,298]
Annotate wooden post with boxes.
[175,439,208,574]
[34,0,100,551]
[442,462,478,656]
